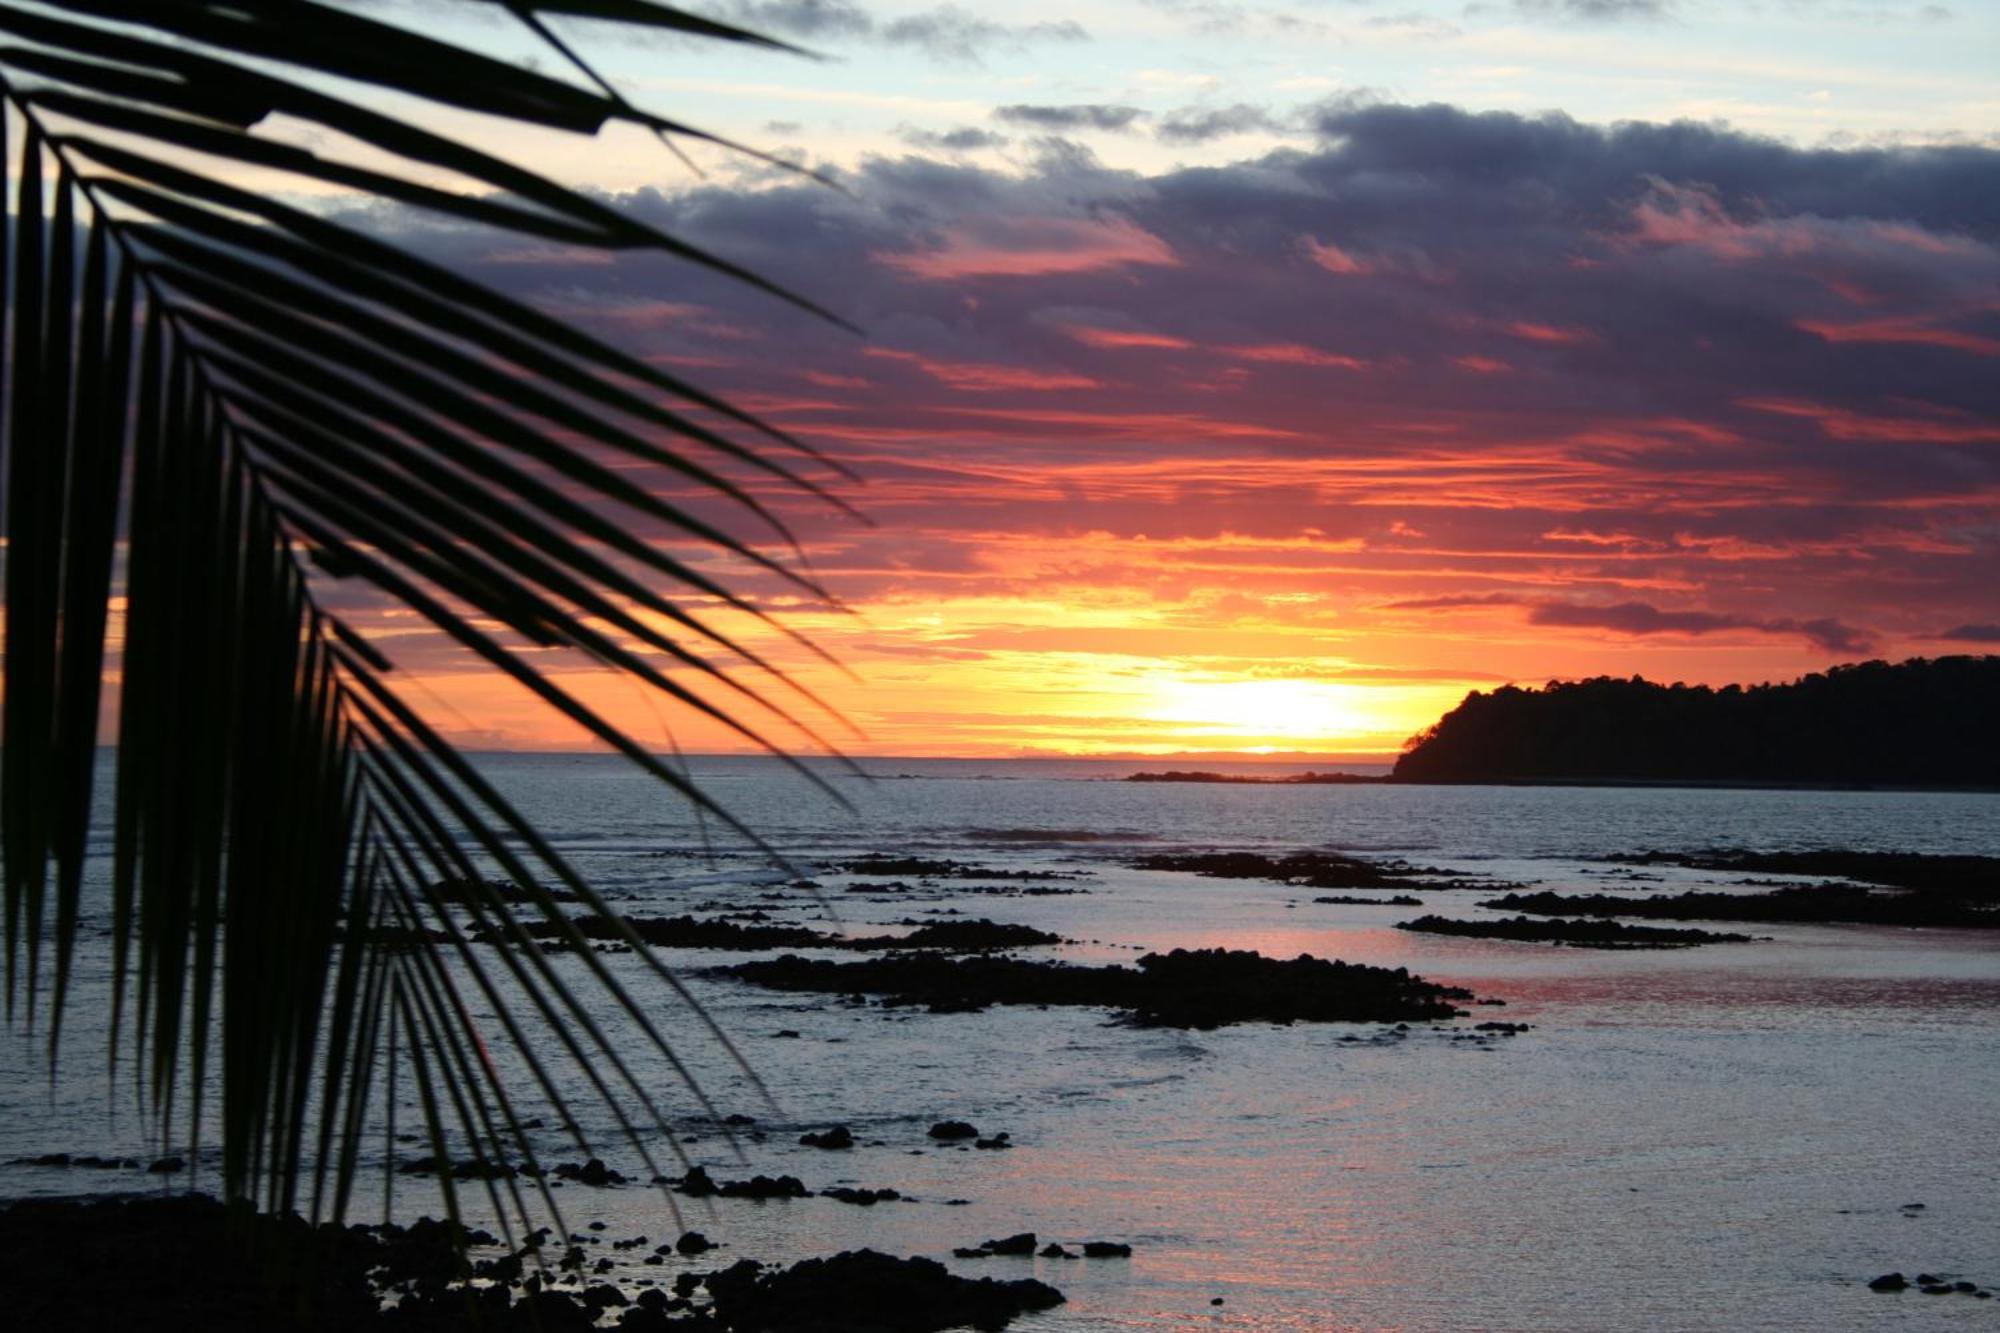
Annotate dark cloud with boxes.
[1382,594,1523,610]
[885,7,1085,60]
[1156,104,1280,144]
[994,104,1149,133]
[899,125,1009,151]
[712,1,1086,58]
[1529,602,1874,653]
[1939,623,2000,643]
[387,101,1998,654]
[720,0,873,39]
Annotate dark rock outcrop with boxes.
[721,947,1474,1029]
[1397,913,1758,948]
[704,1248,1063,1331]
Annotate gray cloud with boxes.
[1156,103,1280,144]
[711,1,1086,58]
[721,0,873,39]
[994,104,1150,133]
[392,102,1999,640]
[1509,0,1675,19]
[1939,623,2000,643]
[1529,602,1875,654]
[899,124,1010,151]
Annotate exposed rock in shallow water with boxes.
[1132,849,1518,893]
[821,1186,903,1206]
[704,1248,1063,1330]
[955,1232,1038,1258]
[675,1165,810,1200]
[474,912,1061,954]
[1397,913,1759,948]
[719,947,1474,1028]
[829,854,1087,884]
[1314,894,1424,906]
[1483,887,1999,929]
[1611,849,2000,900]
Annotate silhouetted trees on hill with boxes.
[1392,657,2000,787]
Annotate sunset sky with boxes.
[333,0,1998,758]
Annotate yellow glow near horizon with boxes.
[1139,677,1385,747]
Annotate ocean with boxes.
[4,754,1997,1330]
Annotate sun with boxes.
[1138,677,1381,748]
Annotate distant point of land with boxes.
[1390,656,2000,789]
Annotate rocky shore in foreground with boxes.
[0,1194,1064,1332]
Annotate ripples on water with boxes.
[3,755,1996,1330]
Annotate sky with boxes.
[322,0,1998,758]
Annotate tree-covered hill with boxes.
[1392,657,2000,787]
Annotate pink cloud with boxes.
[1505,320,1592,344]
[1452,355,1511,374]
[1738,397,2000,444]
[864,347,1098,391]
[1625,178,1985,265]
[881,216,1180,279]
[1224,342,1371,370]
[1305,238,1372,275]
[1063,325,1195,351]
[940,407,1301,439]
[1796,314,2000,358]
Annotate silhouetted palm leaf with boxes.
[1,0,852,1241]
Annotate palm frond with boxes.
[0,0,851,1229]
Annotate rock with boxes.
[1955,1281,1977,1293]
[1868,1272,1909,1291]
[147,1156,185,1175]
[704,1248,1063,1333]
[551,1158,624,1187]
[1917,1273,1942,1284]
[724,1113,757,1126]
[982,1233,1038,1257]
[1922,1284,1953,1294]
[676,1231,715,1255]
[974,1133,1012,1150]
[724,947,1476,1029]
[1038,1243,1074,1258]
[821,1187,902,1206]
[800,1125,854,1150]
[713,1174,809,1200]
[678,1165,718,1197]
[1082,1241,1132,1258]
[929,1120,979,1141]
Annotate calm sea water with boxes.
[5,754,1998,1331]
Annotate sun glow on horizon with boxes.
[1139,677,1394,748]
